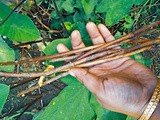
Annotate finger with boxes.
[71,30,85,50]
[98,24,115,42]
[86,22,105,45]
[69,68,101,94]
[57,43,69,53]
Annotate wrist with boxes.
[138,78,160,120]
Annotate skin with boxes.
[57,22,159,119]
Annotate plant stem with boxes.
[52,0,69,36]
[17,72,69,96]
[0,44,102,66]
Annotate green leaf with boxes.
[131,53,152,67]
[81,0,97,16]
[126,116,136,120]
[0,37,15,72]
[64,22,73,31]
[62,0,75,13]
[34,84,95,120]
[96,0,134,26]
[73,11,83,22]
[134,0,144,5]
[60,74,80,85]
[0,2,41,42]
[44,38,72,67]
[44,38,72,56]
[90,94,127,120]
[0,84,10,114]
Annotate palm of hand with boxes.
[57,22,157,118]
[88,57,156,117]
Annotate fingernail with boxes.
[69,71,76,77]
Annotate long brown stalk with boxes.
[0,21,159,66]
[0,21,159,96]
[17,72,69,96]
[0,39,159,78]
[0,44,102,66]
[17,45,156,96]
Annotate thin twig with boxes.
[35,16,62,33]
[0,44,102,66]
[130,4,160,12]
[77,46,152,67]
[52,0,69,35]
[17,72,69,96]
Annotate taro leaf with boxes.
[0,2,41,42]
[44,38,72,67]
[0,84,10,113]
[81,0,97,16]
[90,94,127,120]
[44,38,72,56]
[60,74,79,85]
[96,0,134,26]
[34,84,95,120]
[0,37,15,72]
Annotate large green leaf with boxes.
[44,38,72,56]
[96,0,134,26]
[34,84,95,120]
[44,38,72,67]
[0,2,41,42]
[0,84,10,114]
[81,0,97,16]
[0,37,15,72]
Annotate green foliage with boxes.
[0,84,10,114]
[131,53,152,67]
[82,0,97,17]
[0,2,41,42]
[51,0,144,32]
[96,0,144,26]
[34,84,96,120]
[0,37,15,72]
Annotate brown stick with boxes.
[0,44,102,66]
[77,46,152,67]
[0,21,159,66]
[17,71,69,96]
[0,39,159,78]
[17,45,154,96]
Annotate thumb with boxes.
[69,68,100,94]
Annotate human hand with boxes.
[57,22,157,118]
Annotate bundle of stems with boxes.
[0,21,159,96]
